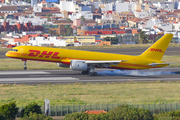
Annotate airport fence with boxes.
[17,102,180,117]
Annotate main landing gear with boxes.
[82,70,89,75]
[89,72,98,76]
[82,70,98,76]
[82,65,98,76]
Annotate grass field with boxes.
[0,81,180,107]
[0,55,180,70]
[0,59,61,70]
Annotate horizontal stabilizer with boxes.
[149,63,169,67]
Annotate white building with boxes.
[134,11,150,18]
[33,5,42,12]
[22,31,43,36]
[93,2,103,9]
[60,1,75,12]
[115,2,130,13]
[139,17,173,32]
[60,1,95,13]
[29,36,66,47]
[153,2,174,11]
[173,22,180,31]
[69,11,93,21]
[31,0,37,7]
[101,3,115,12]
[18,13,47,25]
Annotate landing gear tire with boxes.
[89,72,98,76]
[90,72,94,76]
[24,67,27,70]
[82,71,86,75]
[24,61,27,70]
[82,71,89,75]
[93,72,98,76]
[85,71,89,74]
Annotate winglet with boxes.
[140,33,173,60]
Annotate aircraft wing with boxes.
[85,60,124,64]
[149,63,169,67]
[84,60,125,68]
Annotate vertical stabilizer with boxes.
[140,33,173,60]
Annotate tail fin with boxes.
[140,33,173,60]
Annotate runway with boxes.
[0,68,180,84]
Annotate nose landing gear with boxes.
[22,59,27,70]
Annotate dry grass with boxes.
[162,55,180,67]
[0,59,63,70]
[0,47,10,52]
[0,82,180,107]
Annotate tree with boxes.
[66,18,71,22]
[46,14,51,22]
[155,35,162,42]
[103,37,111,41]
[48,30,54,36]
[139,31,149,44]
[66,27,73,36]
[19,112,53,120]
[108,105,153,120]
[111,37,118,44]
[21,102,42,117]
[0,101,19,120]
[103,37,118,44]
[78,25,82,29]
[80,16,85,21]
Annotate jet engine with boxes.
[57,63,69,68]
[70,60,89,71]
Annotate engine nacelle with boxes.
[70,60,88,71]
[57,63,69,68]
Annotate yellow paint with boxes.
[5,34,173,70]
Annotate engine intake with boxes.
[70,60,89,71]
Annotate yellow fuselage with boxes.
[5,46,167,70]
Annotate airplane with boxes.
[5,33,173,76]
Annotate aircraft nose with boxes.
[5,51,11,57]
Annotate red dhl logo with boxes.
[28,50,61,59]
[148,48,165,53]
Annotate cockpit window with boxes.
[11,49,18,52]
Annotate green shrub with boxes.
[88,113,109,120]
[64,112,88,120]
[0,112,5,120]
[107,105,154,120]
[0,101,18,120]
[21,102,42,117]
[168,110,180,117]
[154,113,180,120]
[154,111,180,120]
[19,112,53,120]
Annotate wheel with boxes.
[24,67,27,70]
[85,71,89,74]
[90,72,94,76]
[93,72,98,76]
[82,71,86,75]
